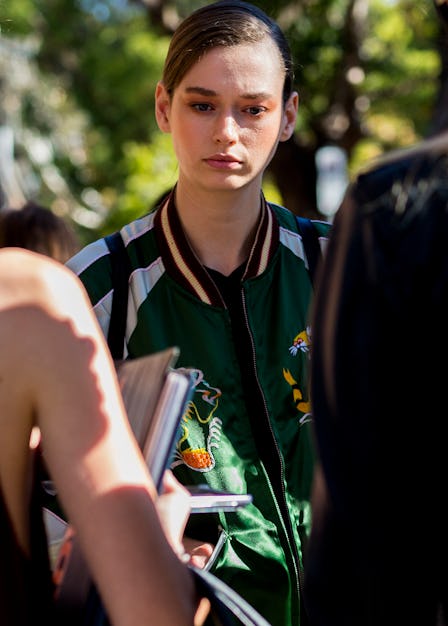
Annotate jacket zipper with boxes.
[240,288,303,615]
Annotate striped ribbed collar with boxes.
[154,188,279,307]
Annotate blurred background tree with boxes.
[1,0,447,244]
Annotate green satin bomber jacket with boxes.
[66,191,331,626]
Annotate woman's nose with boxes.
[213,114,238,144]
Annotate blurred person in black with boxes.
[304,3,448,619]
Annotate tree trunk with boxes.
[268,137,321,218]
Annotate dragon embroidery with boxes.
[172,369,223,472]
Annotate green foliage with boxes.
[99,132,178,234]
[362,0,440,142]
[0,0,37,34]
[1,0,445,241]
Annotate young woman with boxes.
[0,248,201,625]
[67,3,331,624]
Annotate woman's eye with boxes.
[246,106,265,116]
[192,103,213,112]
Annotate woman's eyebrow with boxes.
[185,86,216,96]
[184,86,271,100]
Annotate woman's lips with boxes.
[205,154,242,169]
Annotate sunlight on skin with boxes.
[29,426,41,449]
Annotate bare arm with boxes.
[0,249,199,626]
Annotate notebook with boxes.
[115,346,193,491]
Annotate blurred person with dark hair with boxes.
[0,201,80,263]
[304,5,448,624]
[0,201,82,517]
[305,99,448,626]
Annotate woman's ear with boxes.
[279,91,299,142]
[155,81,171,133]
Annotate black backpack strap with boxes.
[104,231,132,360]
[295,216,321,287]
[190,566,271,626]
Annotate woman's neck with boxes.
[173,185,263,276]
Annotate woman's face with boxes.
[155,38,298,195]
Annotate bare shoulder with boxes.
[0,248,90,315]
